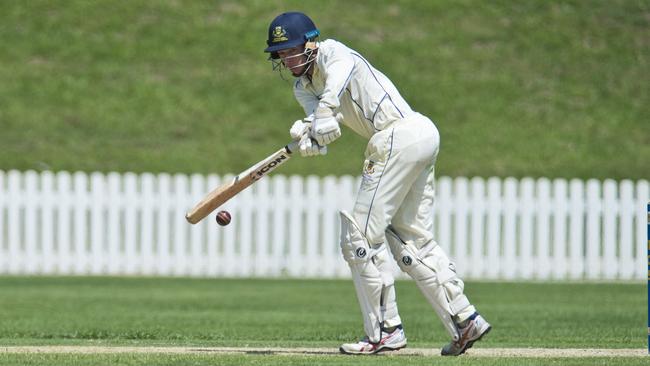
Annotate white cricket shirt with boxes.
[294,39,415,140]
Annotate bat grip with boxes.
[286,140,300,154]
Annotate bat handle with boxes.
[286,120,315,154]
[286,140,300,154]
[286,134,328,156]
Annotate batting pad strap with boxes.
[416,239,438,258]
[435,265,457,285]
[374,248,395,287]
[449,294,470,315]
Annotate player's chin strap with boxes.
[270,42,318,79]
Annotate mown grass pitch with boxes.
[0,277,645,365]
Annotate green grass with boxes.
[0,277,644,348]
[0,0,647,179]
[0,277,645,365]
[0,354,648,366]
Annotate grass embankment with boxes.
[1,0,647,179]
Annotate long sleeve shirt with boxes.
[293,39,415,140]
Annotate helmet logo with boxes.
[272,26,288,43]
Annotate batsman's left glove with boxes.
[289,117,326,157]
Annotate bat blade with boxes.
[184,174,254,224]
[185,141,298,224]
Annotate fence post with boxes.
[7,171,22,274]
[90,172,105,275]
[271,175,288,277]
[123,172,138,275]
[24,171,38,274]
[188,174,206,277]
[140,173,155,275]
[569,179,585,279]
[72,172,89,274]
[287,176,304,276]
[453,177,469,275]
[602,180,618,279]
[41,171,55,274]
[552,179,568,279]
[536,178,551,280]
[321,176,339,278]
[305,176,321,277]
[585,180,602,280]
[502,178,517,280]
[486,177,501,280]
[252,177,270,277]
[238,177,255,278]
[172,173,190,276]
[56,172,72,274]
[106,172,122,274]
[469,177,486,279]
[156,173,172,276]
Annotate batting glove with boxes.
[289,119,308,139]
[298,136,327,157]
[310,107,341,146]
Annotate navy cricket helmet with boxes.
[264,12,320,58]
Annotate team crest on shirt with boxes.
[363,160,375,176]
[361,160,377,188]
[272,26,288,42]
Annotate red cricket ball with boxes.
[216,210,231,226]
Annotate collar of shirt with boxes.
[298,63,320,88]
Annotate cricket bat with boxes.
[185,140,300,224]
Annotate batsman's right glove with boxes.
[289,118,327,157]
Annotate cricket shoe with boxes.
[441,312,491,356]
[339,325,407,355]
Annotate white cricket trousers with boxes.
[353,112,439,248]
[347,113,476,332]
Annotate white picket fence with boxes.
[0,170,648,280]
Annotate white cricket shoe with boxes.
[441,312,491,356]
[339,326,407,355]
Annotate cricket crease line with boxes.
[0,346,645,358]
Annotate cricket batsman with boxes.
[263,12,491,356]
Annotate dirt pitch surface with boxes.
[0,346,645,357]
